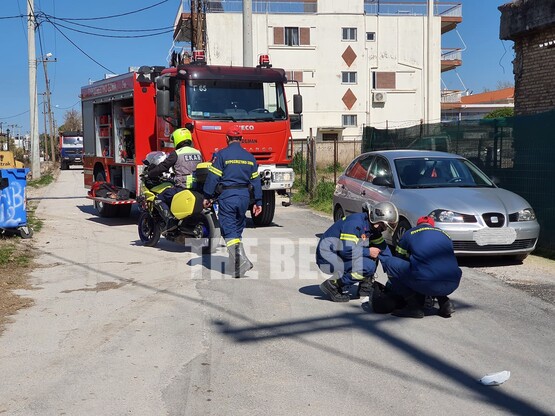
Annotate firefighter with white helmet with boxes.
[147,128,203,231]
[316,201,399,302]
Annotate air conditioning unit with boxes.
[373,92,387,103]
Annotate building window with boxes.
[286,71,304,83]
[290,114,302,130]
[373,72,396,89]
[285,27,300,46]
[342,114,357,126]
[366,32,376,41]
[342,71,357,84]
[342,27,357,41]
[322,133,339,141]
[274,27,310,46]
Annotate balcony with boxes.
[441,48,462,72]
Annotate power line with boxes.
[44,14,174,33]
[44,18,173,38]
[49,0,169,21]
[40,14,115,74]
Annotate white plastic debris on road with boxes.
[479,370,511,386]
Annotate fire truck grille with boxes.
[252,152,273,163]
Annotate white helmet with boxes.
[364,201,399,231]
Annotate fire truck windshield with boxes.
[186,80,287,122]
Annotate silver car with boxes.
[333,150,539,260]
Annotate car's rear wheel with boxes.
[393,219,411,247]
[333,205,345,222]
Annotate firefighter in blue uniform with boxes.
[374,216,462,318]
[148,128,202,231]
[203,127,262,278]
[317,202,399,302]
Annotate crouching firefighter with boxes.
[147,128,202,231]
[316,202,399,302]
[203,127,263,278]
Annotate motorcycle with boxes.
[137,153,221,254]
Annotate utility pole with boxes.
[41,93,49,160]
[243,0,253,67]
[27,0,41,179]
[39,53,57,163]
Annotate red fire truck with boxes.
[81,55,302,226]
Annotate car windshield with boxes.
[186,79,287,122]
[395,157,495,189]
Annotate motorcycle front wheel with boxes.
[138,211,161,247]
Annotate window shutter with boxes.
[274,27,284,45]
[300,27,310,45]
[375,72,396,89]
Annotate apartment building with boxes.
[173,0,462,141]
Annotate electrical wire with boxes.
[43,18,173,38]
[50,0,169,21]
[40,14,115,74]
[43,14,175,33]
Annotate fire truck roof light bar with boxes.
[258,54,272,68]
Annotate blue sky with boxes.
[0,0,514,136]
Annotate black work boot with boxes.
[357,276,375,298]
[227,243,253,278]
[392,293,425,319]
[237,243,254,276]
[154,200,177,232]
[319,278,350,302]
[437,296,455,318]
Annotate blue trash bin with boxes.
[0,168,33,238]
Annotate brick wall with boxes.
[514,26,555,115]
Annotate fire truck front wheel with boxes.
[251,190,275,227]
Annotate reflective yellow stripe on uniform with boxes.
[351,272,365,281]
[224,159,254,166]
[226,238,241,247]
[208,165,223,177]
[251,172,259,179]
[370,236,385,245]
[396,246,408,257]
[340,233,359,244]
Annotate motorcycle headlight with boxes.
[429,209,466,223]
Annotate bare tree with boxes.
[59,109,82,132]
[496,80,514,90]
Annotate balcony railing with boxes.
[364,1,461,16]
[197,1,461,16]
[205,0,317,14]
[441,48,462,61]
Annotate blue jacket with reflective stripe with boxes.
[203,141,263,204]
[395,224,462,283]
[319,212,386,261]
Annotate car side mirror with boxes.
[372,176,393,188]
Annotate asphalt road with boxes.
[1,168,554,416]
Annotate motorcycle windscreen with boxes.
[171,190,204,220]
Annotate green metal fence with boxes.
[362,110,555,255]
